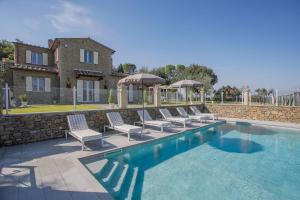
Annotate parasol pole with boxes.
[142,80,145,129]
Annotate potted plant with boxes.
[108,89,115,108]
[19,94,28,107]
[10,97,16,107]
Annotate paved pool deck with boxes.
[1,118,299,200]
[0,121,213,200]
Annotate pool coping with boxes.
[221,118,300,131]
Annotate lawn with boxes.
[6,101,212,114]
[7,104,106,114]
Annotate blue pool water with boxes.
[85,123,300,200]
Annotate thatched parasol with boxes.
[118,73,165,127]
[169,80,201,107]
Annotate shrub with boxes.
[108,89,114,104]
[19,94,28,102]
[143,90,148,104]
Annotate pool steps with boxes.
[125,167,139,200]
[95,159,141,199]
[113,164,129,192]
[103,161,119,183]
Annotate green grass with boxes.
[7,101,206,114]
[8,104,106,114]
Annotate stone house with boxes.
[5,38,126,104]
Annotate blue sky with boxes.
[0,0,299,91]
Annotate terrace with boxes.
[0,121,210,200]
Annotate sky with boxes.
[0,0,299,91]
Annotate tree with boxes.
[117,64,124,73]
[165,64,176,84]
[122,63,136,74]
[0,40,14,60]
[176,64,185,72]
[150,64,218,91]
[139,66,149,73]
[213,85,241,101]
[255,88,269,103]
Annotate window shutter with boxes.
[94,81,100,102]
[80,49,84,62]
[77,80,83,102]
[26,76,32,91]
[43,53,48,65]
[45,78,51,92]
[93,51,98,64]
[26,50,31,63]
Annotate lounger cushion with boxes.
[71,129,102,141]
[144,120,172,127]
[114,125,142,134]
[166,117,192,124]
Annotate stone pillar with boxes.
[200,88,204,103]
[153,85,161,107]
[0,79,2,115]
[118,85,127,109]
[242,86,250,105]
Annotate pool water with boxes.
[85,123,300,200]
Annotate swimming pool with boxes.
[83,122,300,200]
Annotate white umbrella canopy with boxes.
[118,73,165,86]
[169,80,201,88]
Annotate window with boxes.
[31,52,43,65]
[32,77,45,91]
[84,50,93,64]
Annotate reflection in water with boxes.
[216,123,278,136]
[208,137,263,153]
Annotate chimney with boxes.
[48,39,54,48]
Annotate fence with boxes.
[1,83,299,115]
[208,89,300,106]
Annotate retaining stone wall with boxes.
[0,105,205,146]
[1,104,299,146]
[206,104,300,123]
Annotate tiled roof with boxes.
[13,42,49,50]
[111,72,128,77]
[10,64,58,73]
[74,69,104,77]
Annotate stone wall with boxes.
[206,104,300,123]
[0,105,206,146]
[1,104,299,146]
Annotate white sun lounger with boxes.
[190,106,218,120]
[137,110,172,132]
[176,107,208,122]
[159,108,191,128]
[106,112,143,141]
[66,114,103,151]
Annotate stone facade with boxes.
[14,42,54,66]
[54,38,118,103]
[5,38,125,105]
[206,104,300,123]
[11,70,59,104]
